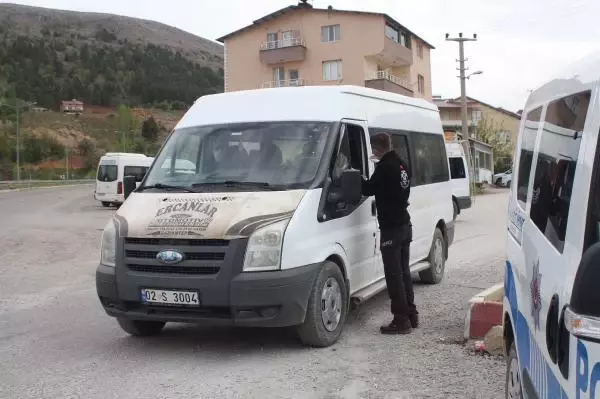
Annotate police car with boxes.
[504,51,600,398]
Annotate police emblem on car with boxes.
[156,250,184,264]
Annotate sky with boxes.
[3,0,600,111]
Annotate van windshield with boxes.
[143,121,333,191]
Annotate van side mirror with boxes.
[340,169,362,205]
[123,175,137,200]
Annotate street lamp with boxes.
[0,99,27,181]
[467,70,483,79]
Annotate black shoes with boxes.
[380,318,412,335]
[409,314,419,329]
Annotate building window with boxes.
[323,60,342,81]
[273,67,285,87]
[529,90,591,252]
[385,25,399,43]
[266,32,278,49]
[516,106,542,206]
[417,42,424,59]
[417,74,425,95]
[321,25,340,42]
[471,110,482,123]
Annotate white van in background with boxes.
[504,52,600,398]
[94,152,154,207]
[446,142,471,220]
[96,86,454,347]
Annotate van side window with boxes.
[516,107,542,206]
[390,134,411,168]
[529,91,591,253]
[412,133,450,186]
[332,124,367,181]
[449,157,466,179]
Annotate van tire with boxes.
[117,318,165,336]
[296,261,348,348]
[419,228,446,284]
[505,342,523,398]
[453,200,459,221]
[101,202,111,207]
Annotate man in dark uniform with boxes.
[362,133,417,334]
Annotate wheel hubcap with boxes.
[434,238,444,274]
[507,356,522,398]
[321,277,342,332]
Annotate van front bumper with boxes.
[96,263,321,328]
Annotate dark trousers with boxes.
[380,225,417,320]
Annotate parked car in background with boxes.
[493,169,512,187]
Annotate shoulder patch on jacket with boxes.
[400,168,410,189]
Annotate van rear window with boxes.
[449,157,466,179]
[97,165,117,182]
[124,166,149,182]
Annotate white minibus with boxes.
[96,86,455,347]
[446,141,472,220]
[94,152,153,207]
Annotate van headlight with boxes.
[100,219,117,267]
[243,218,289,272]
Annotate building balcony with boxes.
[261,79,306,88]
[441,119,479,128]
[364,71,413,97]
[259,37,306,65]
[369,37,413,67]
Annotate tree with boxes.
[475,115,513,172]
[141,116,159,140]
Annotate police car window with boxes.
[516,106,542,206]
[529,90,590,253]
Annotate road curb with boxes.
[0,183,93,193]
[464,283,504,341]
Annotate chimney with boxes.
[297,0,313,8]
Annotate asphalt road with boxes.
[0,186,507,399]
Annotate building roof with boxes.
[216,4,435,49]
[434,96,520,119]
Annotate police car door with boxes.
[519,90,594,398]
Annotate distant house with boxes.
[60,99,84,113]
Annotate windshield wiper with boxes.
[192,181,279,190]
[138,183,197,193]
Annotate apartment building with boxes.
[216,1,435,100]
[433,96,521,147]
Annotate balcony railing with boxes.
[262,79,306,88]
[259,37,305,51]
[365,71,411,90]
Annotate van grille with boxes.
[123,237,229,275]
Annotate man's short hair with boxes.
[370,132,392,152]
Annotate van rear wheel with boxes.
[419,228,446,284]
[296,261,348,348]
[101,202,111,207]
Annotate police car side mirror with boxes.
[123,175,137,200]
[340,169,362,205]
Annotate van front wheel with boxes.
[101,202,111,207]
[117,318,165,337]
[505,342,523,398]
[419,228,446,284]
[296,261,348,348]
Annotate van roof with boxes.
[445,142,465,157]
[102,152,148,158]
[525,50,600,111]
[177,85,439,129]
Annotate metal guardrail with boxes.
[0,179,94,190]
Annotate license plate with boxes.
[141,289,200,306]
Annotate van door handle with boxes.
[371,200,377,216]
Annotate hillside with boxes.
[0,3,224,108]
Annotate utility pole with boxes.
[445,33,478,140]
[65,147,69,180]
[15,103,20,181]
